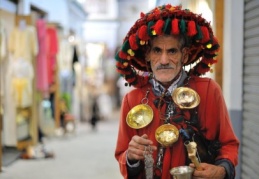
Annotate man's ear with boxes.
[182,47,189,64]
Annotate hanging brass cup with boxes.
[172,87,200,109]
[155,124,179,147]
[126,104,153,129]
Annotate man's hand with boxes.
[190,163,226,179]
[127,134,157,161]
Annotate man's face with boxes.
[146,35,188,86]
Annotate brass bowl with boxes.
[172,87,200,109]
[155,124,179,147]
[126,104,153,129]
[170,166,194,178]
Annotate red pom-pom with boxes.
[119,51,128,59]
[202,58,217,65]
[165,4,172,10]
[200,26,210,43]
[116,68,131,75]
[138,25,149,41]
[171,18,179,35]
[187,20,197,36]
[153,19,165,35]
[129,34,138,50]
[140,12,145,18]
[116,61,125,69]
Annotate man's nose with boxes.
[160,52,169,64]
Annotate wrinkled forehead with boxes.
[149,34,187,50]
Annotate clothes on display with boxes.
[8,23,38,62]
[46,26,58,86]
[2,18,38,146]
[0,19,8,103]
[58,37,74,110]
[0,0,87,168]
[8,19,37,108]
[0,19,7,61]
[10,58,34,107]
[36,19,48,92]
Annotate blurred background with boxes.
[0,0,258,178]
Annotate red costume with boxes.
[115,76,239,178]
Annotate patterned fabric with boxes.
[150,70,187,97]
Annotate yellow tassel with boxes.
[127,49,135,56]
[169,6,175,11]
[140,40,145,45]
[206,43,212,49]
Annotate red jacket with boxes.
[115,77,239,179]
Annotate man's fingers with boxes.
[133,134,153,146]
[141,134,148,139]
[128,134,157,161]
[127,148,145,160]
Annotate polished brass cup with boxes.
[126,104,153,129]
[172,87,200,109]
[170,166,194,179]
[155,124,179,147]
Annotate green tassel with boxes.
[180,19,186,34]
[121,40,130,53]
[163,18,171,34]
[115,51,120,61]
[148,21,155,36]
[195,25,203,40]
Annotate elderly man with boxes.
[115,5,239,179]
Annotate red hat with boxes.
[115,4,219,88]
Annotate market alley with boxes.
[0,112,122,179]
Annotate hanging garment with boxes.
[72,45,79,86]
[10,59,34,107]
[36,19,48,92]
[8,25,38,62]
[46,26,58,86]
[3,59,17,146]
[0,20,8,99]
[58,38,74,95]
[0,19,7,61]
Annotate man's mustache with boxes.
[156,65,175,70]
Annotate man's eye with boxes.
[152,47,161,53]
[168,49,178,54]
